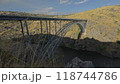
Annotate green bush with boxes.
[117,29,120,34]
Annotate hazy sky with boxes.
[0,0,120,15]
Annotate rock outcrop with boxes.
[66,57,94,68]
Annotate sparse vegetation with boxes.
[117,28,120,34]
[65,5,120,42]
[0,11,53,17]
[0,48,19,67]
[1,5,120,67]
[103,34,107,37]
[76,32,79,37]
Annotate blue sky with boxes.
[0,0,120,15]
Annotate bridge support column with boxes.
[46,20,49,40]
[20,20,25,45]
[24,20,32,45]
[49,20,51,35]
[40,20,43,34]
[54,20,57,34]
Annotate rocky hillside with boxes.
[58,5,120,59]
[0,11,53,17]
[65,5,120,42]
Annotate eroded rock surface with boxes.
[66,57,94,68]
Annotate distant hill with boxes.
[0,5,120,41]
[0,11,53,17]
[65,5,120,42]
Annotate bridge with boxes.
[0,15,87,67]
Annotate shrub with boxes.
[117,29,120,34]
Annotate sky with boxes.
[0,0,120,15]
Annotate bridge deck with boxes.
[0,15,87,21]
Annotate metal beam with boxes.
[49,20,51,34]
[40,20,43,34]
[24,20,32,45]
[54,20,57,34]
[20,21,25,44]
[0,15,87,22]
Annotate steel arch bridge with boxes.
[0,15,87,66]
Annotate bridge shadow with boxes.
[1,33,120,68]
[60,37,120,68]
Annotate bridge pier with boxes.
[24,20,32,45]
[20,20,25,45]
[40,20,43,34]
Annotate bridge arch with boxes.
[40,21,87,63]
[63,22,86,39]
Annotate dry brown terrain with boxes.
[0,5,120,67]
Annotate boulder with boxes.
[66,57,94,68]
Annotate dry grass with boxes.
[65,5,120,42]
[1,5,120,67]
